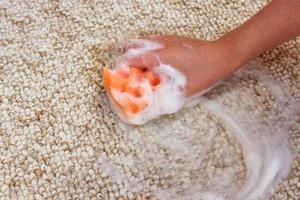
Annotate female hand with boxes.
[120,36,235,97]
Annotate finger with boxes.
[140,35,190,44]
[126,52,160,69]
[122,38,163,53]
[138,35,178,41]
[122,39,146,52]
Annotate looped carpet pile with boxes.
[0,0,299,199]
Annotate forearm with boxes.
[217,0,300,72]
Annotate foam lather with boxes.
[103,39,191,124]
[103,63,187,125]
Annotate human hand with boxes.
[118,35,236,97]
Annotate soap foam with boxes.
[198,63,295,200]
[108,63,187,125]
[132,63,187,124]
[108,39,188,125]
[117,38,163,65]
[203,98,293,200]
[104,39,297,199]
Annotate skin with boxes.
[120,0,300,96]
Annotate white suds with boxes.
[107,63,187,125]
[128,63,187,124]
[107,39,188,125]
[203,98,293,200]
[117,38,163,64]
[105,42,296,200]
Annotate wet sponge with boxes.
[103,63,187,125]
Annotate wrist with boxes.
[205,38,246,82]
[214,37,249,73]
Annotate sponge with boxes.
[103,63,187,125]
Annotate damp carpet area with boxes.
[0,0,299,200]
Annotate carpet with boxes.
[0,0,299,199]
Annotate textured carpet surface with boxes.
[0,0,299,199]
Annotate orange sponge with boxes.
[103,66,161,117]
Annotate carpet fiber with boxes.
[0,0,299,199]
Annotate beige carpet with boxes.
[0,0,299,199]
